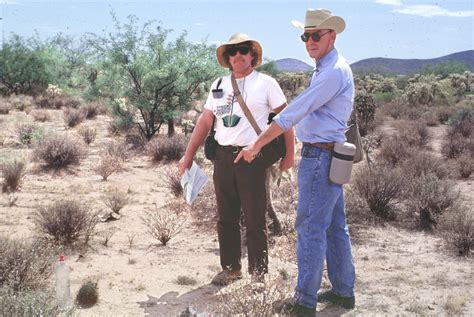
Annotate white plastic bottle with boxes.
[55,255,72,310]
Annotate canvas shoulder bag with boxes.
[345,111,364,164]
[204,77,223,161]
[230,74,286,168]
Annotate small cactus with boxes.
[76,280,99,308]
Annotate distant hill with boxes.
[350,50,474,75]
[274,58,313,72]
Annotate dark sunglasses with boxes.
[300,30,332,43]
[227,46,251,57]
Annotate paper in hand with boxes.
[180,161,208,205]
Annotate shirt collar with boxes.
[315,48,338,69]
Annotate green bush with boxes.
[76,280,99,308]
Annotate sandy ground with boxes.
[0,109,473,316]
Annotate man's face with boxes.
[303,29,335,60]
[227,44,253,73]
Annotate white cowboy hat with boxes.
[216,33,263,68]
[291,9,345,34]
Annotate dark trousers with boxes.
[213,144,268,275]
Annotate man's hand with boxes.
[278,153,294,171]
[234,143,261,164]
[178,156,193,177]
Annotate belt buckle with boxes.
[232,146,240,154]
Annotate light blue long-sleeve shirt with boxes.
[274,48,354,143]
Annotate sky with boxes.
[1,0,473,65]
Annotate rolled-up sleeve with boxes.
[273,69,342,131]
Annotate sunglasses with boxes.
[227,46,251,57]
[300,30,332,43]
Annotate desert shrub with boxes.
[107,119,135,136]
[142,203,185,246]
[103,188,128,214]
[176,276,197,286]
[77,126,97,145]
[216,277,291,316]
[400,151,451,180]
[33,133,85,169]
[441,132,471,159]
[439,205,473,256]
[163,166,183,197]
[15,123,43,146]
[353,91,376,136]
[8,95,34,111]
[436,106,456,124]
[1,159,26,194]
[0,236,54,291]
[30,109,51,122]
[60,95,82,109]
[393,120,430,148]
[352,164,404,219]
[76,280,99,308]
[406,174,459,231]
[447,107,472,138]
[100,140,130,163]
[0,287,59,316]
[377,135,414,166]
[191,181,218,227]
[33,199,98,245]
[124,131,148,151]
[0,103,10,114]
[63,108,85,128]
[94,155,122,181]
[79,102,101,120]
[456,154,473,178]
[147,135,187,163]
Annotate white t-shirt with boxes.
[204,70,287,146]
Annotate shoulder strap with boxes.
[230,73,262,135]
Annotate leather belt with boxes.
[218,144,246,153]
[304,142,335,151]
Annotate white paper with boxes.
[180,161,208,205]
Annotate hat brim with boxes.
[216,40,262,69]
[292,16,345,34]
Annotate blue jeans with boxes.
[294,144,355,309]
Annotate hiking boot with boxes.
[317,290,355,309]
[211,269,242,286]
[279,299,316,317]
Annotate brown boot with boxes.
[211,269,242,286]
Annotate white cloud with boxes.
[375,0,402,6]
[395,5,474,18]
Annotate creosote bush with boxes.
[406,174,458,231]
[147,135,187,163]
[352,164,404,219]
[439,205,473,256]
[76,280,99,308]
[94,155,122,181]
[33,199,98,245]
[1,159,26,194]
[33,133,85,170]
[142,203,186,246]
[0,236,54,291]
[78,126,97,145]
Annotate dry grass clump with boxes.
[406,174,458,231]
[400,151,451,180]
[33,133,85,170]
[0,236,55,291]
[15,123,43,146]
[441,134,471,159]
[63,108,85,128]
[103,188,128,214]
[352,164,404,220]
[1,159,26,194]
[176,275,198,286]
[0,103,10,114]
[79,102,103,120]
[377,135,413,166]
[100,140,130,163]
[147,135,187,163]
[30,109,51,122]
[8,94,34,111]
[78,126,97,145]
[33,199,98,245]
[163,165,183,197]
[439,205,473,256]
[142,202,186,246]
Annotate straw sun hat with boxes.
[216,33,263,68]
[292,8,345,34]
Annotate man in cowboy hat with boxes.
[179,33,294,285]
[235,8,356,314]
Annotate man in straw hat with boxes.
[235,9,356,314]
[179,33,294,285]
